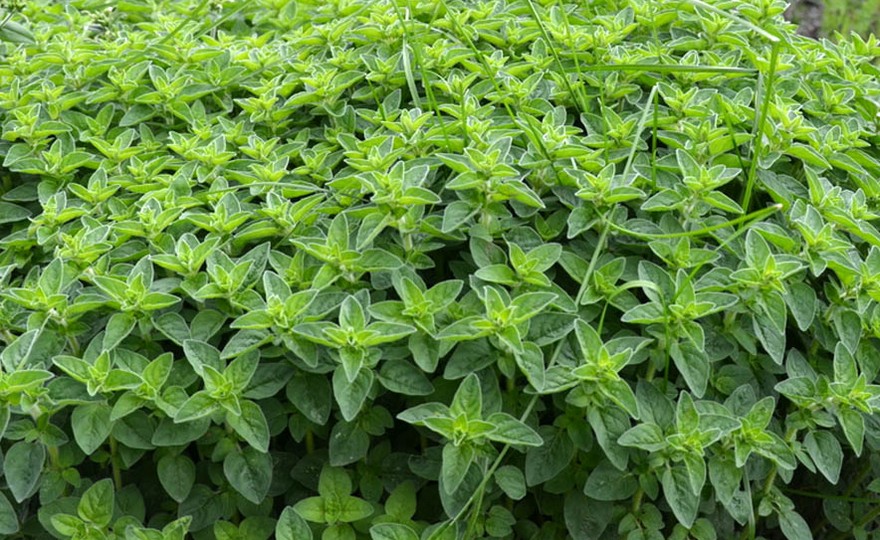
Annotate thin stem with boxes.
[784,488,878,504]
[651,83,659,189]
[47,444,61,469]
[607,203,782,240]
[573,63,756,74]
[109,436,123,490]
[744,465,756,540]
[623,85,659,177]
[523,0,588,113]
[632,486,644,513]
[305,429,315,455]
[718,95,750,174]
[741,42,781,214]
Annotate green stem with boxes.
[393,0,454,150]
[784,488,878,504]
[402,231,414,253]
[644,361,657,382]
[523,0,588,113]
[764,426,798,496]
[66,333,81,357]
[761,466,777,497]
[305,429,315,455]
[662,324,672,390]
[740,41,780,214]
[632,486,644,513]
[464,461,488,537]
[47,444,61,469]
[623,85,659,176]
[607,203,782,240]
[109,436,122,490]
[744,466,756,540]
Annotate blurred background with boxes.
[785,0,880,38]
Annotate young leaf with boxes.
[77,478,115,527]
[4,441,45,502]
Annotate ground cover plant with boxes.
[2,0,880,538]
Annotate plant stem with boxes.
[740,41,780,215]
[305,428,315,455]
[47,444,61,469]
[632,486,644,513]
[109,435,122,490]
[784,488,878,503]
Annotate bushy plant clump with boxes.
[2,0,880,538]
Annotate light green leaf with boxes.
[294,497,326,523]
[332,367,374,422]
[525,426,574,486]
[226,400,270,453]
[276,506,313,540]
[157,455,196,503]
[669,341,709,398]
[441,444,475,494]
[77,478,114,527]
[175,391,219,423]
[340,296,366,331]
[494,466,526,500]
[515,342,545,392]
[0,492,18,535]
[804,431,842,484]
[4,441,45,502]
[287,373,332,425]
[337,495,374,522]
[485,412,542,446]
[370,523,419,540]
[71,403,113,455]
[618,423,666,452]
[779,510,813,540]
[103,312,137,351]
[223,448,272,504]
[182,339,224,376]
[784,282,816,332]
[378,360,433,396]
[318,466,352,497]
[584,460,638,501]
[450,373,483,420]
[662,465,699,528]
[838,408,865,456]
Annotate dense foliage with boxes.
[2,0,880,538]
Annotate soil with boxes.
[784,0,825,38]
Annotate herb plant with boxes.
[1,0,880,539]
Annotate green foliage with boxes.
[821,0,880,40]
[1,0,880,539]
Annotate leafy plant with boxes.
[1,0,880,539]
